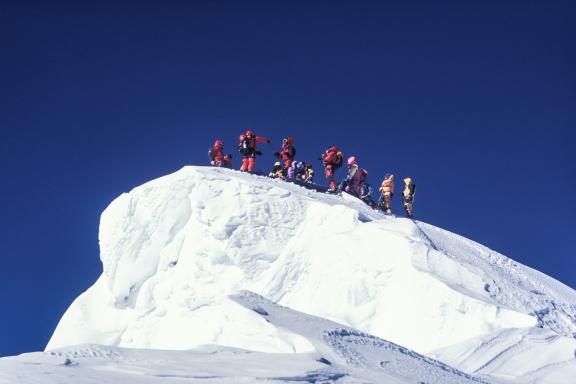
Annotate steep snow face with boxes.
[47,167,576,380]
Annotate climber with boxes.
[287,161,306,181]
[360,182,377,209]
[287,162,295,180]
[304,163,314,183]
[238,130,270,173]
[378,174,394,215]
[269,161,285,179]
[340,156,368,197]
[208,139,233,168]
[319,145,343,191]
[295,161,306,181]
[402,177,416,218]
[274,137,296,171]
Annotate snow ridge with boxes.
[417,222,576,337]
[42,166,576,383]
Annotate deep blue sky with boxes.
[1,1,574,357]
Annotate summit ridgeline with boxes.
[42,166,576,383]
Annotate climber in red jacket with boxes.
[274,137,296,171]
[319,145,343,191]
[238,130,270,173]
[209,139,232,168]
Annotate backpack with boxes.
[333,151,343,169]
[239,137,252,155]
[288,146,296,159]
[360,168,368,182]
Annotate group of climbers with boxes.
[374,175,417,218]
[266,137,313,183]
[208,131,416,218]
[270,160,314,182]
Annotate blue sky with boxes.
[1,0,574,357]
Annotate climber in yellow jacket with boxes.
[269,161,285,179]
[378,174,394,215]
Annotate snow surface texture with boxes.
[1,291,485,384]
[44,166,576,383]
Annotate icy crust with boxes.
[46,166,576,382]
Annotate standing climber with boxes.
[402,177,416,218]
[274,137,296,171]
[208,139,233,168]
[340,156,368,197]
[378,174,395,215]
[320,146,343,191]
[238,130,270,173]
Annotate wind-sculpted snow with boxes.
[430,327,576,383]
[231,291,488,383]
[0,344,332,384]
[415,222,576,337]
[45,166,576,383]
[0,291,485,384]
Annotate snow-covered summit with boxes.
[46,166,576,382]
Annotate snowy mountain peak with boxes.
[45,166,576,383]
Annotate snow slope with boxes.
[231,291,488,383]
[44,166,576,383]
[0,291,486,384]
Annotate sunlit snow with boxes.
[3,166,575,383]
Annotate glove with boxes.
[267,139,271,144]
[226,154,233,159]
[274,152,280,158]
[255,150,262,156]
